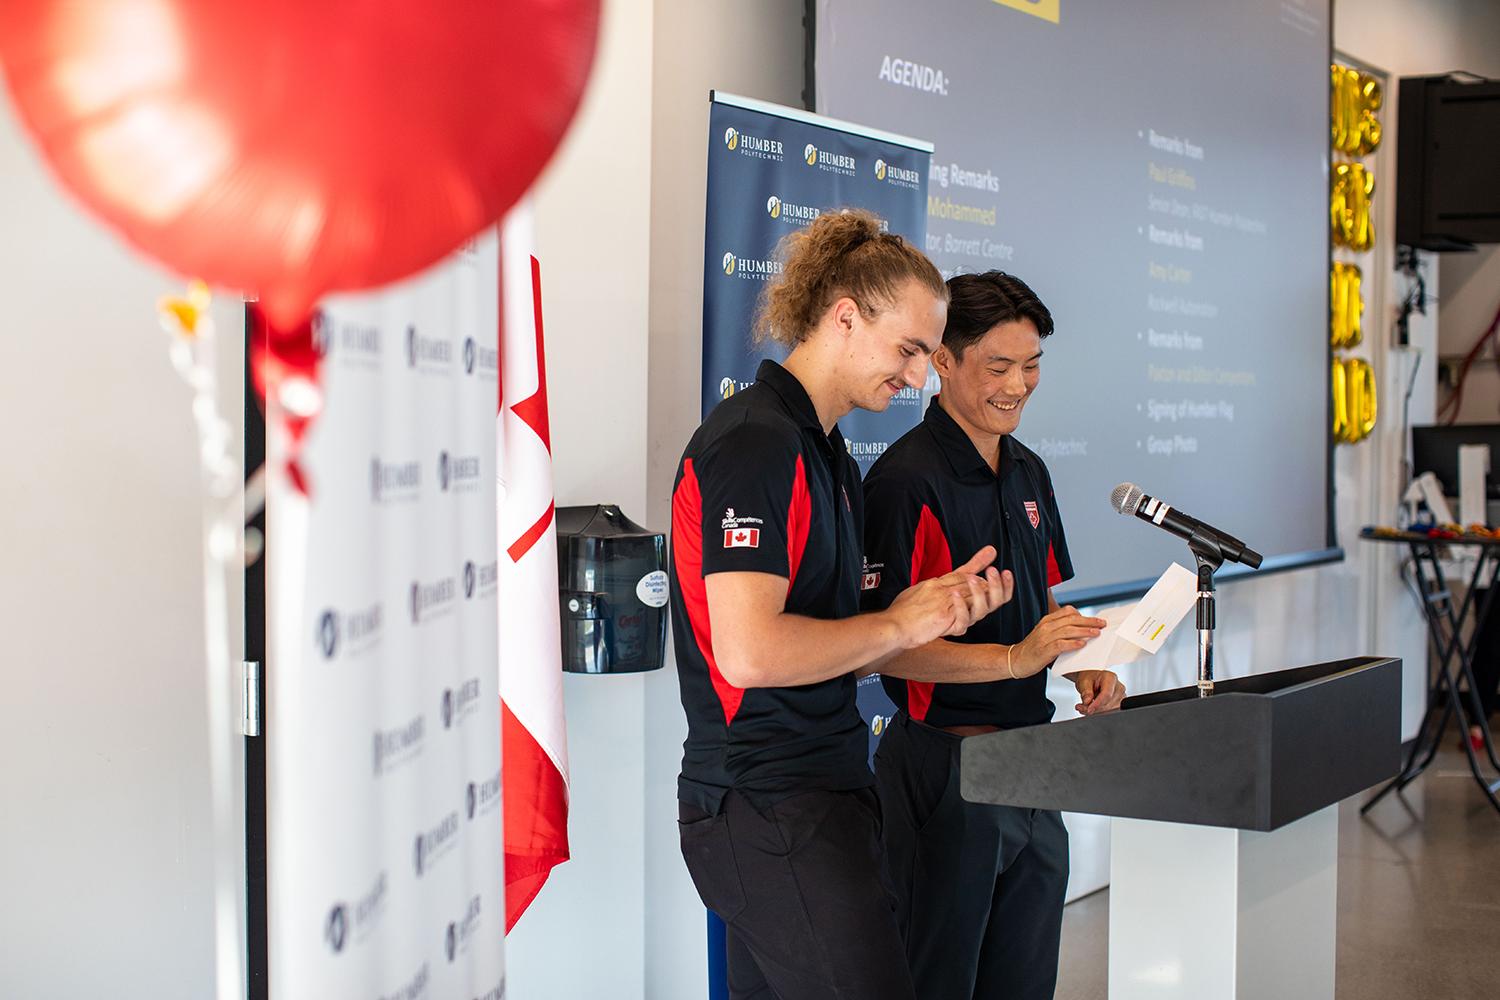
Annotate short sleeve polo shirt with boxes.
[669,360,872,813]
[861,397,1075,730]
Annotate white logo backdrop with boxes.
[268,234,505,1000]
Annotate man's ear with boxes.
[830,296,860,338]
[932,344,956,378]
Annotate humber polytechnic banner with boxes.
[701,92,934,753]
[267,235,505,1000]
[702,91,933,475]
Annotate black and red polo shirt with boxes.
[861,397,1074,730]
[669,360,871,814]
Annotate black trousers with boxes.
[679,787,916,1000]
[874,712,1069,1000]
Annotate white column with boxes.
[1109,806,1338,1000]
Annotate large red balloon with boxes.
[0,1,599,326]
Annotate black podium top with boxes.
[959,656,1402,831]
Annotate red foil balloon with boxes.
[0,1,599,327]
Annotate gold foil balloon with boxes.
[1358,76,1383,154]
[1348,357,1377,441]
[1332,359,1356,440]
[1330,262,1363,348]
[1331,64,1383,156]
[1331,162,1376,251]
[1332,357,1378,444]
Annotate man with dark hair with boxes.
[862,270,1122,999]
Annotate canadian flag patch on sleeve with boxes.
[724,528,760,548]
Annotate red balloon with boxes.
[0,0,599,327]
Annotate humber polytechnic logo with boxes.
[875,158,888,181]
[326,905,348,953]
[464,561,476,599]
[463,337,476,374]
[766,195,781,219]
[724,126,738,151]
[317,610,339,659]
[804,143,818,166]
[722,252,736,276]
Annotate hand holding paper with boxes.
[1010,605,1108,676]
[1052,563,1199,676]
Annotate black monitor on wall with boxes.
[1411,423,1500,501]
[1397,75,1500,252]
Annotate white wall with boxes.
[0,98,245,999]
[500,0,653,996]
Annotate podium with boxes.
[960,656,1402,1000]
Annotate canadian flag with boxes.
[497,205,569,930]
[725,528,760,548]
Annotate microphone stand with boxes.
[1189,530,1225,698]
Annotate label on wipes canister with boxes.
[636,571,669,608]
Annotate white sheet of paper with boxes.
[1116,562,1199,655]
[1459,444,1490,528]
[1051,603,1146,677]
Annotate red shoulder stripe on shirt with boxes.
[905,504,952,723]
[786,455,811,589]
[673,459,744,726]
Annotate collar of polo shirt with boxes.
[755,359,847,456]
[922,395,1019,483]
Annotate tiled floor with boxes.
[1055,747,1500,999]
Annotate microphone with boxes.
[1109,483,1263,568]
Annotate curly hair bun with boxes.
[755,209,945,347]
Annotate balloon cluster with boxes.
[1329,63,1381,447]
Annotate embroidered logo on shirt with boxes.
[721,507,765,531]
[861,557,883,591]
[724,528,760,548]
[1024,501,1041,529]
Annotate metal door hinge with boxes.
[243,660,262,737]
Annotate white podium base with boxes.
[1108,806,1338,1000]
